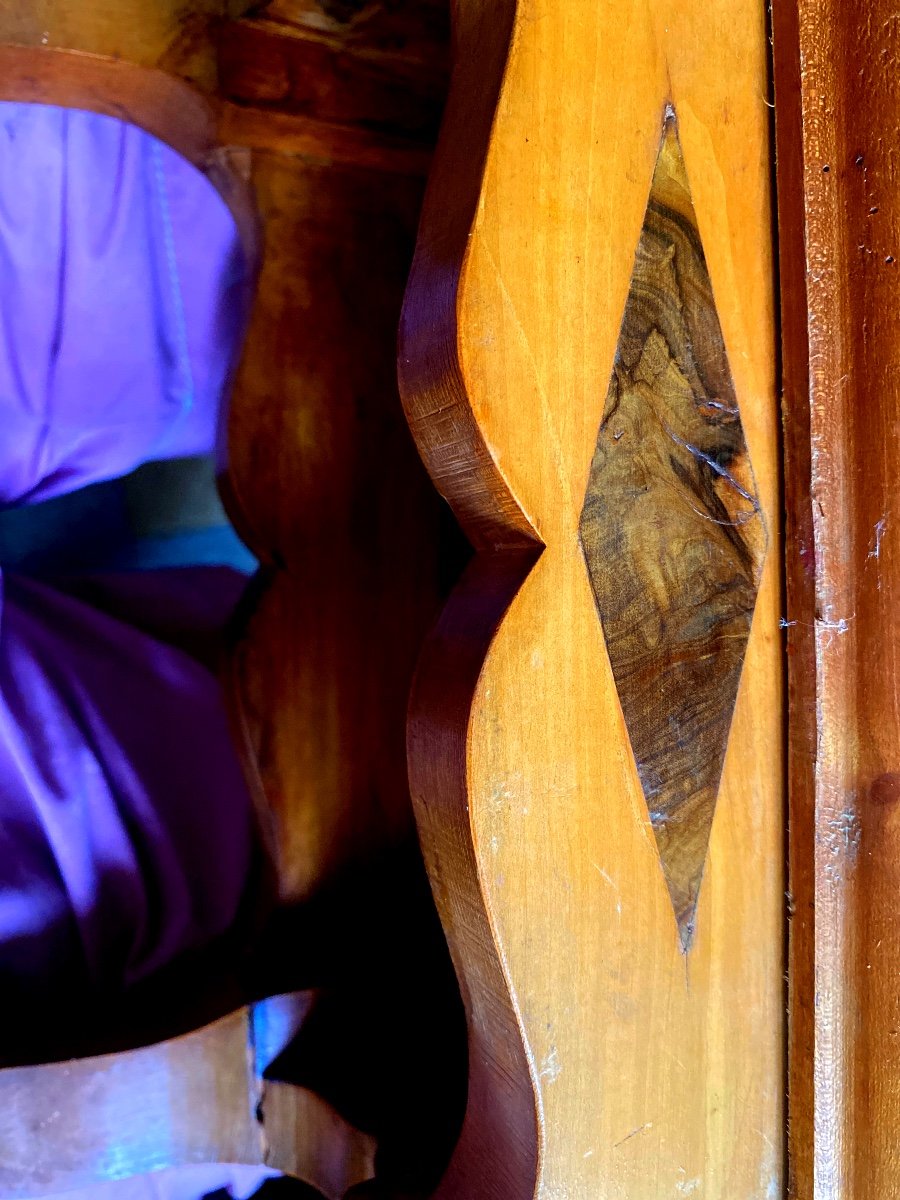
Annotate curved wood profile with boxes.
[401,0,783,1197]
[399,3,544,1198]
[399,0,538,555]
[0,45,260,266]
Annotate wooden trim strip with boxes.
[774,0,900,1194]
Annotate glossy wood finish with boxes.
[773,0,900,1195]
[400,0,783,1195]
[224,145,440,905]
[579,115,766,947]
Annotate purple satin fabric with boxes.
[0,101,248,505]
[0,571,258,989]
[0,104,261,1000]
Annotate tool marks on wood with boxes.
[578,113,766,949]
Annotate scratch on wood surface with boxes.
[675,1176,701,1195]
[478,239,576,515]
[591,861,623,915]
[614,1121,653,1147]
[867,515,888,588]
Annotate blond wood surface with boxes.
[401,1,784,1196]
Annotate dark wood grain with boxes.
[770,0,815,1192]
[578,114,766,948]
[218,4,448,138]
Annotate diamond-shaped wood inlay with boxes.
[578,111,766,950]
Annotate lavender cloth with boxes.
[0,101,249,505]
[0,571,258,989]
[51,1164,279,1200]
[0,104,261,995]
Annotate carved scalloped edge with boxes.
[398,2,544,1198]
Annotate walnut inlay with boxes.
[578,112,766,950]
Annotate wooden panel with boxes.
[400,0,783,1196]
[219,9,447,137]
[773,1,900,1196]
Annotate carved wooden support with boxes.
[400,0,783,1195]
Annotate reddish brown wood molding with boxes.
[398,3,538,554]
[774,0,900,1195]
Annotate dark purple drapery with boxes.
[0,101,262,996]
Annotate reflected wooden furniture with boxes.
[0,3,458,1198]
[3,0,900,1198]
[0,1005,370,1200]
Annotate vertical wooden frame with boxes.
[401,0,784,1196]
[773,0,900,1196]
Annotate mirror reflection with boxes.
[0,101,267,1045]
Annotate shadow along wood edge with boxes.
[401,0,783,1194]
[399,1,542,1198]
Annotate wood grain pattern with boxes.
[579,115,766,948]
[224,148,442,902]
[773,0,900,1195]
[0,0,233,91]
[218,6,448,138]
[401,0,783,1195]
